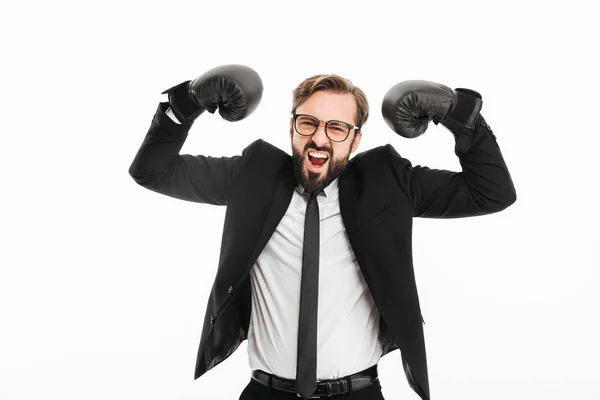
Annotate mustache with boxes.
[305,143,331,156]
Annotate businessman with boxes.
[128,64,516,399]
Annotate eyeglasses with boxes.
[292,113,360,142]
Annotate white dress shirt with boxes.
[165,107,382,380]
[247,179,382,380]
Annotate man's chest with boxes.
[256,190,359,278]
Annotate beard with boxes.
[291,140,353,195]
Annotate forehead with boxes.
[296,91,357,123]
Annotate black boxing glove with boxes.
[381,80,483,139]
[162,64,263,124]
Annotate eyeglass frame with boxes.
[292,113,361,142]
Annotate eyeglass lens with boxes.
[295,115,349,142]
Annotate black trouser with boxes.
[238,376,385,399]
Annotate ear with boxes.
[289,117,294,140]
[350,131,362,153]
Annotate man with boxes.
[128,65,516,400]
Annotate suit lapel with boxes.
[339,165,361,261]
[247,160,297,268]
[340,163,380,303]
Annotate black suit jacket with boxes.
[129,102,516,400]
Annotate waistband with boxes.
[251,364,378,398]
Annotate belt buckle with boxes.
[327,381,342,397]
[295,379,344,398]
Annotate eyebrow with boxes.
[297,113,356,126]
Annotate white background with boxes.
[1,0,598,399]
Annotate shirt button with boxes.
[210,316,215,324]
[228,285,234,294]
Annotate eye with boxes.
[298,116,318,126]
[329,122,346,132]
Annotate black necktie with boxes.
[296,192,320,399]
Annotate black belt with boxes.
[251,364,378,398]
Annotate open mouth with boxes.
[307,150,329,170]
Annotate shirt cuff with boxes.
[165,106,182,124]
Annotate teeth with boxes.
[308,151,329,159]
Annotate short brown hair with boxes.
[291,74,369,130]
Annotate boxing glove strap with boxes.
[447,88,483,130]
[161,80,205,124]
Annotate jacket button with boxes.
[480,120,486,127]
[228,285,234,294]
[210,316,215,324]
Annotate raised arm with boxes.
[128,64,263,205]
[382,80,516,218]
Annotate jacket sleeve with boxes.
[387,113,517,218]
[128,102,261,205]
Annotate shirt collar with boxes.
[295,177,340,200]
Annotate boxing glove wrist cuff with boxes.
[446,88,483,129]
[161,80,205,124]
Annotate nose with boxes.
[311,122,329,147]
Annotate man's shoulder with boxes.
[349,144,412,181]
[241,139,292,171]
[351,143,399,164]
[243,139,289,157]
